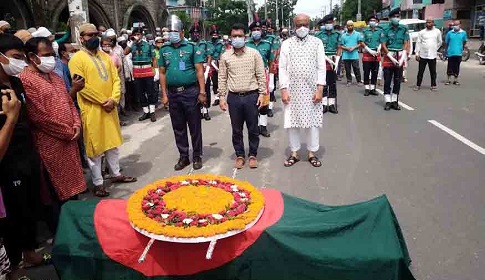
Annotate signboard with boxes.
[443,9,453,20]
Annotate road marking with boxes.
[428,120,485,155]
[374,88,415,111]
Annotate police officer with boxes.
[360,15,383,96]
[316,14,341,114]
[247,19,274,138]
[159,15,207,170]
[381,8,410,111]
[261,19,280,117]
[189,22,212,121]
[207,25,224,107]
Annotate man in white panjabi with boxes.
[279,14,326,168]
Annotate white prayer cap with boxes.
[346,20,354,25]
[127,30,132,35]
[222,35,228,40]
[122,34,129,40]
[27,27,37,33]
[105,28,116,37]
[117,36,126,43]
[32,27,52,38]
[0,21,10,29]
[155,36,163,42]
[156,27,161,31]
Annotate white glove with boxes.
[268,73,275,92]
[153,68,159,82]
[333,56,341,73]
[398,50,407,67]
[127,40,133,48]
[364,46,377,56]
[387,52,399,66]
[204,66,210,80]
[325,56,336,67]
[211,60,219,71]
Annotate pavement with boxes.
[26,55,484,280]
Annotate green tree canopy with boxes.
[256,0,298,29]
[205,0,248,35]
[341,0,381,23]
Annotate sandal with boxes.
[111,175,137,183]
[93,185,110,197]
[284,155,300,167]
[234,157,245,169]
[308,156,322,167]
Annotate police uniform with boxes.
[361,15,383,96]
[261,19,280,117]
[248,20,273,137]
[381,8,410,111]
[206,26,224,106]
[316,14,341,114]
[160,16,205,170]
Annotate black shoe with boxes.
[267,109,274,117]
[150,113,156,122]
[329,105,338,114]
[364,89,370,96]
[371,89,379,96]
[193,157,203,170]
[323,105,328,114]
[203,113,211,121]
[391,101,401,110]
[138,113,150,121]
[384,102,392,111]
[259,125,270,137]
[174,158,190,171]
[212,100,220,106]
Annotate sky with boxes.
[254,0,335,19]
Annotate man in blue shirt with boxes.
[340,20,362,86]
[445,20,467,85]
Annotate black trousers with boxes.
[383,66,403,96]
[323,70,337,100]
[124,80,137,109]
[168,86,203,159]
[135,77,157,107]
[227,92,260,158]
[205,71,219,108]
[416,58,437,87]
[344,59,362,83]
[447,56,462,77]
[363,61,379,85]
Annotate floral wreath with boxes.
[127,174,265,238]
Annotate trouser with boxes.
[383,66,402,103]
[480,26,484,41]
[87,148,121,187]
[227,92,260,157]
[337,58,343,76]
[344,59,362,83]
[288,127,320,152]
[135,77,157,113]
[205,71,219,107]
[447,56,462,77]
[416,58,437,87]
[322,70,337,106]
[168,86,203,159]
[363,61,379,87]
[125,80,137,109]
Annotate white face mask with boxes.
[68,53,74,60]
[0,53,27,76]
[35,55,56,73]
[296,26,309,39]
[102,46,112,53]
[52,41,59,57]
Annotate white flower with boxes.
[192,180,199,183]
[239,192,246,197]
[198,219,207,223]
[181,180,189,185]
[156,189,162,194]
[146,202,154,207]
[230,185,238,192]
[183,218,193,224]
[209,180,217,185]
[212,214,223,220]
[161,214,169,219]
[240,198,248,202]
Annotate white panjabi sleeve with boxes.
[316,40,326,86]
[278,40,290,89]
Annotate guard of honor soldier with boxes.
[381,8,410,111]
[316,14,341,114]
[360,15,383,96]
[206,25,224,107]
[261,19,280,118]
[159,15,207,171]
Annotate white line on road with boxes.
[374,89,415,111]
[428,120,485,155]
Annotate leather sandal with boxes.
[235,157,245,169]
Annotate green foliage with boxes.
[173,11,193,32]
[341,0,381,23]
[256,0,298,29]
[205,0,248,35]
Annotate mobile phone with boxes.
[73,74,84,80]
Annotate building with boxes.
[0,0,167,33]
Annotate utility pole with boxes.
[264,0,268,19]
[68,0,87,46]
[357,0,362,21]
[276,0,279,29]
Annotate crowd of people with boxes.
[0,7,471,279]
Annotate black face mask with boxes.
[211,37,218,42]
[84,36,100,50]
[191,35,200,42]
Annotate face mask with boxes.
[133,36,140,41]
[325,24,333,31]
[68,53,74,60]
[34,55,56,74]
[191,34,200,42]
[391,17,400,25]
[169,32,181,44]
[0,53,27,76]
[295,26,309,39]
[231,37,245,49]
[102,46,112,53]
[262,30,267,38]
[251,31,262,41]
[52,41,59,57]
[84,36,100,50]
[453,26,460,31]
[369,22,377,28]
[149,40,154,45]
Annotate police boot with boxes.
[323,106,328,114]
[391,101,401,110]
[150,113,157,122]
[139,113,151,121]
[364,89,370,96]
[329,105,338,114]
[267,109,274,117]
[203,113,211,121]
[259,126,270,137]
[371,89,379,96]
[384,102,392,111]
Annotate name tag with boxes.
[179,61,186,70]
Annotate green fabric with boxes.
[158,39,204,87]
[361,27,384,50]
[55,29,71,44]
[53,194,415,280]
[208,40,224,60]
[246,39,273,68]
[315,30,341,55]
[382,25,410,51]
[264,34,280,51]
[195,40,209,62]
[131,41,155,65]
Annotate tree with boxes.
[205,0,248,35]
[341,0,381,23]
[256,0,298,29]
[173,11,192,32]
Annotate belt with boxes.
[168,83,197,93]
[229,90,258,96]
[133,64,152,69]
[388,50,403,54]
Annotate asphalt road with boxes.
[27,55,484,279]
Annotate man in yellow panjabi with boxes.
[69,23,136,197]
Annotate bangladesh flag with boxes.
[52,189,415,280]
